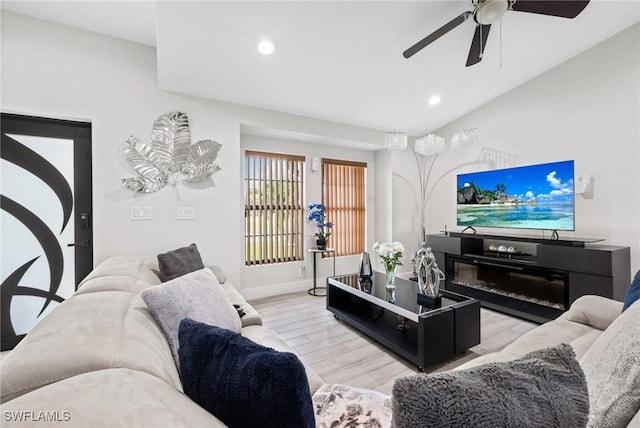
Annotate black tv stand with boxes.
[550,230,559,240]
[426,233,630,323]
[460,226,477,234]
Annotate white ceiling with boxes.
[3,1,639,138]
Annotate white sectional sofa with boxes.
[2,254,637,427]
[0,256,323,427]
[455,294,640,427]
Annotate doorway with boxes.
[1,113,92,350]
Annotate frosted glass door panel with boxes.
[1,134,75,336]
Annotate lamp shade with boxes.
[450,128,478,150]
[415,134,445,156]
[385,132,408,150]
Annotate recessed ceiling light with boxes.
[258,40,275,55]
[428,95,441,106]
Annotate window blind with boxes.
[244,151,305,265]
[322,159,366,257]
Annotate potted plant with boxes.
[307,203,333,250]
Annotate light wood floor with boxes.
[250,291,537,396]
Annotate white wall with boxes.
[1,12,384,292]
[389,24,640,275]
[239,135,376,298]
[3,11,637,295]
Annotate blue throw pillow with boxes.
[622,270,640,312]
[178,318,315,428]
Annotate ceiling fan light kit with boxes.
[403,0,590,66]
[473,0,510,25]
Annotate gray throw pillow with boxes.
[141,268,241,366]
[157,243,204,282]
[580,298,640,428]
[392,344,589,428]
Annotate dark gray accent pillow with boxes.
[157,243,204,282]
[392,344,589,428]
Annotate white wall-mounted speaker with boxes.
[311,157,320,171]
[575,173,590,194]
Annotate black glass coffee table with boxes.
[327,272,480,371]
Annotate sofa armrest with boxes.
[565,295,623,331]
[207,265,225,284]
[220,282,263,327]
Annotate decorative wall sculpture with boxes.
[122,111,222,192]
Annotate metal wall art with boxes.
[121,111,222,192]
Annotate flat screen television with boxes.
[457,160,575,231]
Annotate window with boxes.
[322,159,366,257]
[244,151,305,265]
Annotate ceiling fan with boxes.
[403,0,590,66]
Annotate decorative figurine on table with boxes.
[417,247,445,308]
[358,252,373,293]
[411,243,428,281]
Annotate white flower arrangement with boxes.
[373,241,405,273]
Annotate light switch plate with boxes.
[177,206,196,220]
[130,206,152,220]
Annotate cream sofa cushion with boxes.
[581,299,640,428]
[0,368,222,428]
[76,255,160,294]
[565,295,624,331]
[0,291,182,403]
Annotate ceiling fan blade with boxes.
[403,11,472,59]
[510,0,590,18]
[466,24,491,67]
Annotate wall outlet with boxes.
[130,206,152,220]
[177,206,196,220]
[298,266,306,277]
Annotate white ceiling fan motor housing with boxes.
[474,0,510,25]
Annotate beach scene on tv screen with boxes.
[457,160,575,231]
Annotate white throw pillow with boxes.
[580,299,640,427]
[141,268,241,366]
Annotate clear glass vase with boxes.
[385,265,397,304]
[385,265,397,288]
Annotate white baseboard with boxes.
[239,277,330,301]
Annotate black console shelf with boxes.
[448,232,604,247]
[427,233,630,323]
